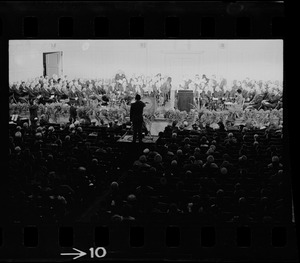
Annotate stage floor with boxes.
[117,135,159,144]
[149,118,172,136]
[117,118,171,143]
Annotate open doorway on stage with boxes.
[43,51,63,77]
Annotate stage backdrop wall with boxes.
[9,40,283,84]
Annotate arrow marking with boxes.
[61,247,87,260]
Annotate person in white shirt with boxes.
[234,89,245,111]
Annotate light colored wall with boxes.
[9,40,283,84]
[9,40,150,82]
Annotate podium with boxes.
[177,90,194,112]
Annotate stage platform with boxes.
[149,118,172,136]
[117,135,159,144]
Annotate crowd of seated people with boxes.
[7,72,286,224]
[177,75,283,111]
[9,73,283,111]
[8,72,172,107]
[6,119,133,223]
[90,121,287,224]
[5,113,287,225]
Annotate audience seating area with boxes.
[6,122,131,223]
[86,125,286,224]
[5,119,288,225]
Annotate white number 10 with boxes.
[89,247,107,258]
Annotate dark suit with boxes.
[130,100,145,143]
[69,105,77,123]
[29,104,38,123]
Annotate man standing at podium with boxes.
[130,94,146,143]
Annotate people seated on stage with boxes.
[198,83,210,107]
[244,90,268,110]
[83,84,93,99]
[206,83,214,99]
[221,85,230,101]
[115,70,126,82]
[213,85,223,100]
[38,84,51,104]
[52,82,63,100]
[16,83,29,103]
[245,85,256,103]
[9,84,18,103]
[115,82,124,94]
[260,87,282,110]
[276,96,283,110]
[24,83,36,101]
[230,80,239,98]
[210,85,224,110]
[101,94,110,106]
[9,73,283,118]
[234,89,245,108]
[201,74,209,84]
